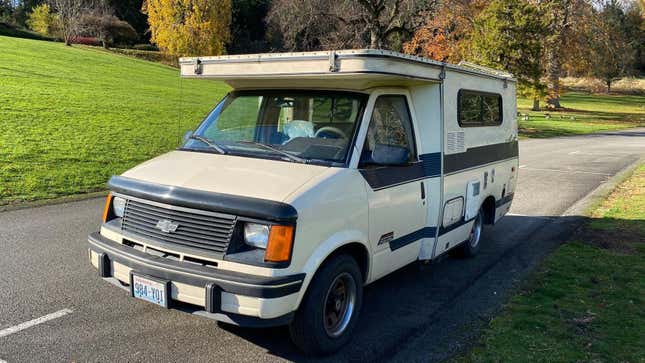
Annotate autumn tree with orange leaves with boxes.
[403,0,487,62]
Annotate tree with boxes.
[469,0,547,110]
[82,9,137,48]
[266,0,437,51]
[588,1,636,93]
[26,3,58,35]
[143,0,231,57]
[624,0,645,73]
[541,0,586,109]
[228,0,271,54]
[105,0,149,42]
[1,0,14,23]
[403,0,488,62]
[11,0,46,27]
[48,0,85,45]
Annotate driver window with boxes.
[363,95,416,162]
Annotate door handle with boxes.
[420,181,426,200]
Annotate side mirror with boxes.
[370,144,410,166]
[182,130,193,144]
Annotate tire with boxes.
[456,209,483,258]
[289,254,363,356]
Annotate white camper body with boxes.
[88,49,518,355]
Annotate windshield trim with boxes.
[179,89,369,168]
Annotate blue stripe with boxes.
[420,152,442,176]
[360,152,442,190]
[388,219,476,252]
[389,227,437,251]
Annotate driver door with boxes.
[358,94,428,280]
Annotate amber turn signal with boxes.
[102,193,113,222]
[264,225,294,263]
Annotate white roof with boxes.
[179,49,515,89]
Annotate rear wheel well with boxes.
[481,196,496,225]
[322,243,369,283]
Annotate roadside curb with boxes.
[562,156,644,218]
[0,191,107,213]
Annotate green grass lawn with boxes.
[517,92,645,138]
[458,165,645,363]
[0,36,229,205]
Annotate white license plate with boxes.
[131,274,168,308]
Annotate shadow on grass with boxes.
[210,214,643,362]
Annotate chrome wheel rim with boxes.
[323,272,357,338]
[469,214,482,248]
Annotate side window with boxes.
[363,95,416,162]
[458,90,503,127]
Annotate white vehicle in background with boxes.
[88,50,518,355]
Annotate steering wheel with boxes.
[314,126,348,140]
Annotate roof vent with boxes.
[329,52,339,72]
[194,59,203,75]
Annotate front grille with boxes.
[121,198,237,254]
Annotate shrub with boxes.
[70,36,101,46]
[133,43,159,51]
[109,47,178,67]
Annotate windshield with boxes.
[182,91,367,165]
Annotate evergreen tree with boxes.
[469,0,547,110]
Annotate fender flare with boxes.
[294,230,371,307]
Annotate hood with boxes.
[121,150,329,202]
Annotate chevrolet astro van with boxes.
[88,50,518,355]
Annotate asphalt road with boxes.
[1,129,643,363]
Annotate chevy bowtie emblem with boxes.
[155,219,179,233]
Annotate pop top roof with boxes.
[179,49,515,89]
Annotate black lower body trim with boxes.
[88,232,304,299]
[496,192,515,207]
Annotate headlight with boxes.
[113,196,127,218]
[244,223,269,249]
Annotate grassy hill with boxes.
[0,35,228,205]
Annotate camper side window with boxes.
[458,90,503,127]
[362,95,416,163]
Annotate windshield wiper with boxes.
[237,141,307,163]
[188,135,227,154]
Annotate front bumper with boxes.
[88,232,304,327]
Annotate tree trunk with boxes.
[532,98,540,111]
[102,40,108,49]
[606,80,611,93]
[369,28,379,49]
[545,45,562,109]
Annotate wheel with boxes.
[289,254,363,356]
[457,209,483,258]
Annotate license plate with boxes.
[131,274,169,308]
